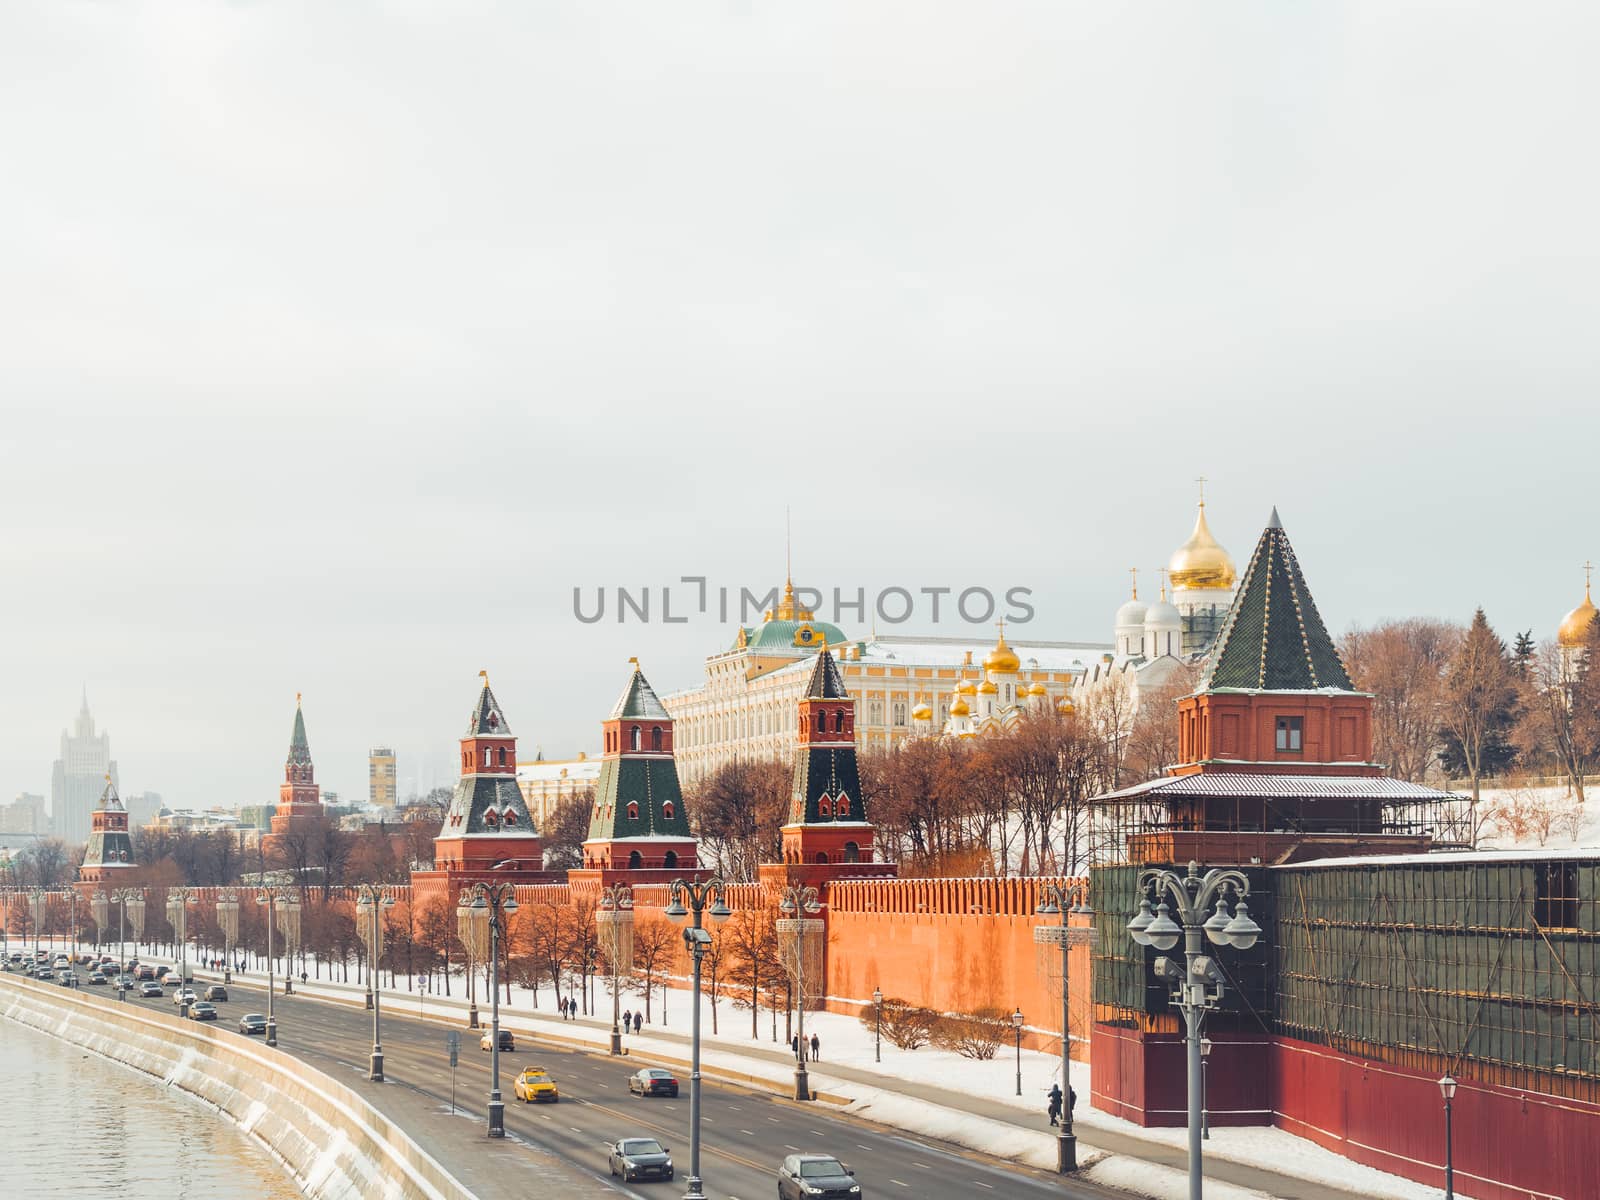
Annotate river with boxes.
[0,1012,303,1198]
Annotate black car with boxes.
[139,982,164,998]
[608,1138,673,1183]
[87,971,107,984]
[238,1013,269,1035]
[154,965,171,979]
[628,1069,680,1098]
[778,1156,861,1200]
[203,985,228,1002]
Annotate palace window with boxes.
[1275,717,1303,753]
[1535,861,1580,929]
[893,703,906,726]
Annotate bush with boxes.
[860,997,939,1050]
[930,1007,1011,1060]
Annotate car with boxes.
[135,966,156,981]
[188,1002,218,1022]
[777,1155,861,1200]
[608,1137,673,1183]
[479,1029,514,1052]
[53,956,70,968]
[114,975,135,991]
[203,985,228,1002]
[34,968,55,980]
[139,982,164,998]
[76,953,94,965]
[87,972,107,985]
[237,1013,269,1035]
[628,1069,680,1098]
[512,1067,559,1103]
[154,965,170,979]
[56,971,80,987]
[173,989,198,1008]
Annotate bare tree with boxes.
[1440,608,1519,808]
[689,758,789,881]
[631,916,677,1024]
[1342,619,1461,781]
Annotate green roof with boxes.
[288,702,312,765]
[609,666,671,720]
[738,618,851,653]
[589,758,693,841]
[1198,508,1354,692]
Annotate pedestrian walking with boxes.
[622,1007,632,1032]
[1069,1085,1078,1114]
[632,1011,642,1034]
[810,1033,820,1061]
[792,1034,801,1060]
[1047,1083,1062,1127]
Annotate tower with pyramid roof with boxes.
[431,672,544,877]
[263,695,326,862]
[79,776,137,884]
[576,659,699,878]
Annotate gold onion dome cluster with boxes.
[984,631,1021,673]
[911,702,933,721]
[1168,502,1237,591]
[1559,584,1598,647]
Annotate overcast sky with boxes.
[2,3,1596,813]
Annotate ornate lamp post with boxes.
[167,888,199,1015]
[455,899,480,1029]
[597,884,635,1055]
[872,986,883,1064]
[1439,1074,1457,1200]
[1035,880,1092,1172]
[27,888,45,960]
[1012,1007,1025,1096]
[1126,861,1262,1200]
[256,888,297,1047]
[356,885,396,1082]
[215,890,240,984]
[775,884,823,1103]
[461,883,519,1138]
[111,888,142,1002]
[67,889,78,952]
[1200,1037,1213,1139]
[91,892,109,959]
[664,876,733,1200]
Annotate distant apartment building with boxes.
[0,793,46,835]
[369,747,398,808]
[122,791,162,833]
[51,692,118,845]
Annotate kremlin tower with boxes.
[429,673,545,880]
[575,659,700,881]
[263,695,325,862]
[79,776,137,884]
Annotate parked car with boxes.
[512,1068,559,1103]
[203,985,228,1002]
[628,1069,680,1098]
[777,1156,861,1200]
[608,1138,673,1183]
[188,1002,218,1022]
[237,1013,269,1036]
[479,1029,514,1052]
[139,982,164,998]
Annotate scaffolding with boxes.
[1275,853,1600,1104]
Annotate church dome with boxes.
[1027,681,1048,697]
[911,702,933,721]
[1169,501,1237,591]
[1559,583,1598,647]
[1115,597,1148,628]
[950,696,971,717]
[1055,696,1075,715]
[984,632,1021,674]
[978,680,998,695]
[957,678,977,696]
[1145,597,1181,629]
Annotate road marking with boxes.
[975,1183,994,1190]
[809,1129,825,1136]
[739,1128,755,1136]
[784,1145,799,1151]
[766,1116,781,1123]
[911,1163,929,1170]
[857,1144,872,1151]
[891,1182,908,1189]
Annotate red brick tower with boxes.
[79,776,138,884]
[430,672,544,877]
[262,694,324,862]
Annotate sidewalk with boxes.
[161,954,1462,1200]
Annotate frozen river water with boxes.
[0,1012,302,1198]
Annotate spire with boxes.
[804,647,850,699]
[1198,511,1352,692]
[100,774,124,812]
[1267,506,1282,530]
[467,672,512,735]
[609,660,671,720]
[287,696,312,765]
[1129,567,1139,601]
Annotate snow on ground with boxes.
[1473,781,1600,850]
[134,949,1474,1200]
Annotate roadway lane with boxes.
[145,976,1129,1200]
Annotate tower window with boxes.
[1275,717,1303,753]
[627,801,639,820]
[631,726,641,751]
[652,726,662,751]
[819,797,832,817]
[503,809,517,826]
[1535,861,1580,929]
[836,796,850,817]
[498,747,507,766]
[662,801,674,820]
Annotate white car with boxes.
[172,989,198,1008]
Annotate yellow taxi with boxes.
[512,1067,560,1104]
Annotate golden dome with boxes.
[957,678,977,696]
[1168,500,1237,591]
[1055,696,1075,714]
[1028,682,1048,697]
[911,702,933,721]
[978,680,998,695]
[984,629,1021,674]
[1559,582,1598,647]
[950,697,971,717]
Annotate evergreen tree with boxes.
[1511,630,1537,677]
[1438,609,1519,804]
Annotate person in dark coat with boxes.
[1047,1083,1063,1127]
[792,1034,801,1059]
[810,1033,820,1061]
[632,1011,642,1034]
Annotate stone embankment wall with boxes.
[0,973,474,1200]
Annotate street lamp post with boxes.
[872,987,883,1064]
[28,888,44,961]
[356,885,396,1082]
[664,876,734,1200]
[775,884,823,1103]
[1036,881,1092,1173]
[455,900,480,1029]
[1126,861,1262,1200]
[111,889,142,1003]
[1200,1037,1213,1139]
[216,890,239,985]
[68,890,77,952]
[597,884,635,1056]
[1439,1074,1457,1200]
[1012,1007,1025,1096]
[462,883,519,1138]
[256,888,296,1047]
[167,888,198,1017]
